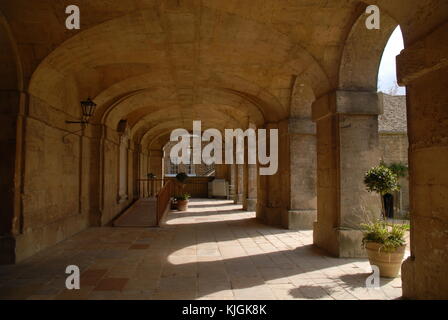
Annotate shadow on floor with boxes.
[0,199,401,300]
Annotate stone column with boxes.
[236,164,245,205]
[312,90,381,258]
[246,162,258,211]
[288,118,317,229]
[242,162,249,210]
[244,124,257,211]
[230,164,238,203]
[397,24,448,300]
[148,149,164,179]
[256,120,290,227]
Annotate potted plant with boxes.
[175,193,191,211]
[174,172,188,195]
[361,221,409,278]
[364,164,400,219]
[384,162,408,179]
[382,161,409,219]
[175,172,188,184]
[362,164,408,278]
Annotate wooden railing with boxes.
[136,176,213,226]
[156,180,173,226]
[165,176,213,198]
[137,178,165,198]
[203,167,216,177]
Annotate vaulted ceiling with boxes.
[1,0,446,149]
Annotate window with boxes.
[170,162,179,175]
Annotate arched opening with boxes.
[313,8,402,258]
[378,26,406,96]
[163,139,213,178]
[0,1,447,300]
[377,26,410,222]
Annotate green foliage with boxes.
[176,172,188,183]
[364,165,400,196]
[175,193,191,201]
[381,161,409,178]
[361,220,408,252]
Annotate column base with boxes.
[401,256,416,299]
[287,210,316,230]
[256,205,286,228]
[402,255,448,299]
[245,198,257,212]
[313,221,366,258]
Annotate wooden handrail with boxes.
[156,180,173,226]
[164,176,213,198]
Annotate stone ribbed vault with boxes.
[0,0,447,299]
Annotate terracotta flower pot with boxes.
[176,200,189,211]
[365,242,406,278]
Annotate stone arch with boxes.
[100,87,266,131]
[290,79,316,118]
[311,3,412,261]
[131,106,247,144]
[339,5,399,91]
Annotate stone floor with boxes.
[0,199,406,300]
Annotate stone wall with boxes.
[13,94,87,260]
[10,93,137,262]
[100,129,135,226]
[378,93,409,216]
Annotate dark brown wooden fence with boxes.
[165,177,213,198]
[136,176,212,226]
[156,180,172,225]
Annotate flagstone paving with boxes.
[0,199,407,300]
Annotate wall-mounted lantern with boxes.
[66,98,97,125]
[63,98,97,142]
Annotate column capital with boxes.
[312,90,382,121]
[397,22,448,86]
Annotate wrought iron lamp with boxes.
[66,97,97,125]
[63,98,97,142]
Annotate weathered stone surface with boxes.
[400,58,448,299]
[313,91,381,257]
[288,210,316,230]
[0,0,447,300]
